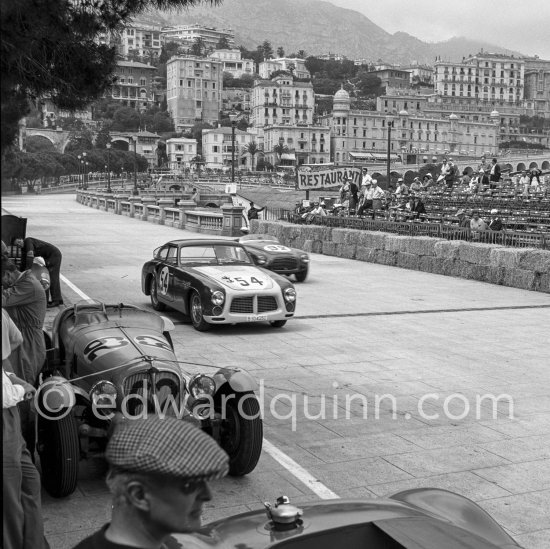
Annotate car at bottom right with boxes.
[179,489,520,549]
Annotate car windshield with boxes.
[240,234,280,243]
[179,245,252,265]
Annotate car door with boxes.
[156,244,178,304]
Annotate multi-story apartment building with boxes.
[109,61,157,111]
[368,68,411,92]
[209,49,255,78]
[161,24,234,51]
[402,63,434,85]
[166,56,223,131]
[251,74,315,128]
[523,56,550,118]
[118,23,163,61]
[258,58,310,80]
[202,127,252,170]
[165,137,197,171]
[250,74,329,166]
[434,52,525,105]
[135,130,162,169]
[320,88,499,164]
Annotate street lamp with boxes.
[231,120,237,183]
[77,155,82,188]
[106,143,112,193]
[82,152,87,189]
[386,119,393,189]
[131,136,138,196]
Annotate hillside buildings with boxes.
[166,56,223,131]
[109,61,158,111]
[202,126,253,170]
[258,58,310,80]
[161,24,234,51]
[523,56,550,118]
[165,137,197,170]
[320,87,499,165]
[209,49,255,78]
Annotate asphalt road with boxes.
[3,194,550,549]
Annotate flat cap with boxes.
[106,416,229,481]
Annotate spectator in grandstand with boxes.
[488,209,503,231]
[470,211,487,235]
[409,195,426,220]
[307,201,327,220]
[247,202,266,221]
[437,158,451,185]
[489,158,501,190]
[361,167,373,188]
[445,159,458,190]
[456,209,471,228]
[348,176,359,212]
[422,173,434,191]
[409,177,423,194]
[469,173,481,194]
[357,181,373,216]
[478,156,490,173]
[394,178,409,198]
[530,167,542,191]
[339,177,351,208]
[461,169,471,187]
[371,179,386,219]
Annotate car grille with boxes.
[123,371,181,416]
[271,257,298,271]
[230,296,254,313]
[257,296,278,313]
[229,295,279,314]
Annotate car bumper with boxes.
[204,292,295,324]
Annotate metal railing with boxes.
[288,213,548,249]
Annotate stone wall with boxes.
[251,220,550,293]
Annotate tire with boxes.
[218,392,263,476]
[295,269,308,283]
[37,413,79,497]
[150,274,166,311]
[190,291,210,332]
[270,320,287,328]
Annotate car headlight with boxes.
[211,290,225,306]
[89,381,117,414]
[300,254,309,263]
[255,254,267,265]
[283,287,297,302]
[188,375,216,398]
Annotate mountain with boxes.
[138,0,523,64]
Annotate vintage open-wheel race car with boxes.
[36,299,263,497]
[179,491,520,549]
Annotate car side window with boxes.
[155,246,169,261]
[166,246,178,265]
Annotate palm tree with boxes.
[273,142,289,168]
[244,141,260,171]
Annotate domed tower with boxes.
[332,86,351,163]
[333,86,351,114]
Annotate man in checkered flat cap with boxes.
[72,415,229,549]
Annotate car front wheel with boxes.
[218,391,263,476]
[37,413,79,498]
[150,275,166,311]
[190,291,210,331]
[295,269,308,282]
[270,320,287,328]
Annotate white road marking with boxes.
[60,274,90,300]
[262,439,340,500]
[59,274,340,500]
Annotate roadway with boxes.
[3,194,550,549]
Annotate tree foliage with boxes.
[0,0,219,155]
[216,36,231,50]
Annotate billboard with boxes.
[296,166,362,190]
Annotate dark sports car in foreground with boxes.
[179,490,520,548]
[237,234,309,282]
[142,239,297,330]
[37,300,262,497]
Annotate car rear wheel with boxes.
[37,413,79,498]
[295,269,308,282]
[218,392,263,476]
[190,291,210,331]
[270,320,287,328]
[150,275,166,311]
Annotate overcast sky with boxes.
[325,0,550,60]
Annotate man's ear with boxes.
[126,480,151,512]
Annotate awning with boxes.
[349,152,401,162]
[349,152,374,159]
[281,153,296,160]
